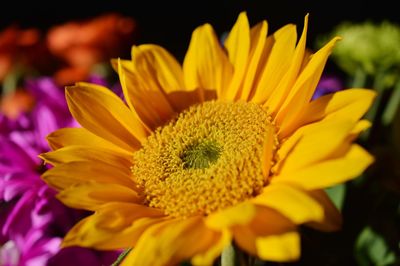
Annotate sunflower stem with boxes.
[221,244,236,266]
[111,248,132,266]
[221,244,255,266]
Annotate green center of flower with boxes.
[132,101,278,218]
[181,140,221,169]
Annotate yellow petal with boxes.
[252,183,324,224]
[66,83,147,151]
[164,88,216,114]
[298,88,376,126]
[274,118,369,175]
[131,44,185,94]
[274,144,374,189]
[111,58,133,73]
[62,202,165,249]
[275,37,341,137]
[40,145,131,167]
[42,161,135,190]
[232,205,296,260]
[223,11,250,100]
[278,119,355,175]
[115,59,146,122]
[118,58,176,130]
[301,48,313,69]
[256,231,300,262]
[348,120,371,141]
[46,127,130,155]
[57,182,142,211]
[191,230,231,266]
[183,23,233,99]
[232,225,258,256]
[242,206,295,235]
[128,44,211,116]
[263,14,308,113]
[205,202,256,230]
[251,24,297,103]
[122,217,223,266]
[305,190,342,232]
[239,20,268,100]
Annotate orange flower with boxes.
[0,89,35,119]
[0,26,43,81]
[47,13,136,85]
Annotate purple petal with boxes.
[0,137,37,171]
[31,104,59,150]
[0,240,20,265]
[1,172,40,201]
[25,78,66,110]
[86,74,109,87]
[2,190,36,236]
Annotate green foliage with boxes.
[316,21,400,79]
[307,20,400,266]
[355,227,396,266]
[325,183,346,210]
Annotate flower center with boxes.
[181,140,221,169]
[132,101,278,217]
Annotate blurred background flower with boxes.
[0,12,135,266]
[0,26,43,83]
[46,13,136,85]
[313,20,400,266]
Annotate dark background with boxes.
[1,0,400,61]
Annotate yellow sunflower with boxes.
[41,12,375,265]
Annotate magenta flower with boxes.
[0,227,61,266]
[0,76,120,265]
